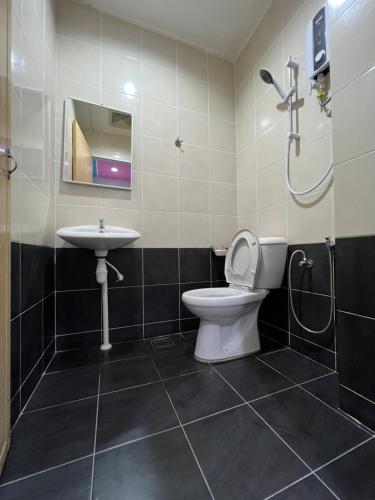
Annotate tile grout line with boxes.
[256,355,373,437]
[146,344,216,499]
[89,362,101,500]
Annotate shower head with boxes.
[259,68,286,100]
[259,69,273,85]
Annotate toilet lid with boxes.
[225,229,261,290]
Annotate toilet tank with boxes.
[256,237,288,289]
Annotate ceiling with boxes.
[83,0,271,60]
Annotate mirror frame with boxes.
[62,96,134,191]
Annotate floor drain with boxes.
[150,337,175,350]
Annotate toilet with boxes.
[182,230,287,363]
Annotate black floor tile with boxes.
[0,398,97,483]
[47,348,100,373]
[317,438,375,499]
[0,457,92,500]
[100,356,159,394]
[25,365,100,411]
[152,347,209,379]
[217,357,293,401]
[93,428,211,500]
[301,373,339,409]
[165,370,242,423]
[185,405,308,499]
[258,348,332,384]
[101,340,148,364]
[271,475,336,499]
[146,333,190,354]
[96,382,178,451]
[252,387,369,469]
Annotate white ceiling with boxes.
[83,0,271,60]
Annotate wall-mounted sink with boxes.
[56,224,140,256]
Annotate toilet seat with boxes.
[225,229,261,290]
[182,287,268,308]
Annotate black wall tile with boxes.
[56,248,98,291]
[11,393,20,428]
[143,248,178,285]
[290,335,335,370]
[110,325,143,343]
[11,317,20,398]
[336,236,375,318]
[339,385,375,432]
[56,331,101,351]
[289,291,334,350]
[56,289,101,335]
[21,243,43,311]
[179,248,210,283]
[337,311,375,402]
[11,242,20,319]
[259,288,289,331]
[43,246,55,297]
[106,248,142,288]
[108,286,143,328]
[43,293,55,350]
[258,321,289,346]
[211,253,226,282]
[144,284,179,324]
[180,317,200,332]
[21,302,43,383]
[20,355,44,409]
[288,243,331,295]
[144,320,179,339]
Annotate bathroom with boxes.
[0,0,374,497]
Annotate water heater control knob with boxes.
[315,49,326,64]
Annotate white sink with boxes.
[56,224,141,255]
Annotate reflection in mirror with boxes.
[63,97,132,190]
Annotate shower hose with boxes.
[288,240,334,334]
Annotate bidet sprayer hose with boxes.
[288,240,334,334]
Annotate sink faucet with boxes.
[98,218,105,230]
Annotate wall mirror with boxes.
[63,97,133,190]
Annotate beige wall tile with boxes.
[142,63,177,106]
[235,40,253,89]
[332,68,375,165]
[208,55,234,91]
[255,87,284,136]
[254,0,283,63]
[335,151,375,237]
[209,86,235,122]
[102,50,141,96]
[57,35,99,85]
[55,77,100,119]
[179,178,209,213]
[237,141,256,182]
[143,210,178,247]
[238,210,257,232]
[142,100,177,140]
[257,162,285,209]
[211,182,237,216]
[210,117,236,153]
[56,0,100,46]
[102,14,141,60]
[210,150,237,184]
[179,109,209,147]
[179,213,210,247]
[288,189,333,244]
[259,202,287,238]
[236,76,254,121]
[238,179,257,215]
[178,74,208,114]
[101,91,142,134]
[211,215,238,247]
[179,144,209,180]
[177,42,207,81]
[142,173,178,211]
[142,29,176,71]
[255,37,283,101]
[256,121,284,171]
[331,1,375,94]
[142,136,178,176]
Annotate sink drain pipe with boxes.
[96,258,124,350]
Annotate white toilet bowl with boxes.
[181,230,287,363]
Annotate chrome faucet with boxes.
[98,218,105,230]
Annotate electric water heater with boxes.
[306,5,330,79]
